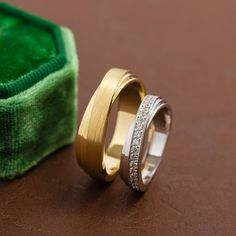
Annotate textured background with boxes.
[1,1,236,235]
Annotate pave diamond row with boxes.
[128,95,157,190]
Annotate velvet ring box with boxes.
[0,3,78,179]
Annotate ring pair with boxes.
[76,68,172,192]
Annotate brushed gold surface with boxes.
[76,68,146,182]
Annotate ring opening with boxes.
[141,106,171,185]
[104,83,144,176]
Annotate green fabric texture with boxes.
[0,3,67,99]
[0,4,78,179]
[0,9,56,84]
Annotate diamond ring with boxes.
[120,95,172,191]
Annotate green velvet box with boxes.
[0,3,78,179]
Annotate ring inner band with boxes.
[141,106,171,185]
[105,85,143,176]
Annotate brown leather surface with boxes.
[1,1,236,235]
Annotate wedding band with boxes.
[120,95,172,191]
[76,68,146,182]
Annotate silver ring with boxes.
[120,95,172,191]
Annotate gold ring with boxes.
[76,68,146,182]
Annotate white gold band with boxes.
[120,95,172,191]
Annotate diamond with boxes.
[128,95,158,189]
